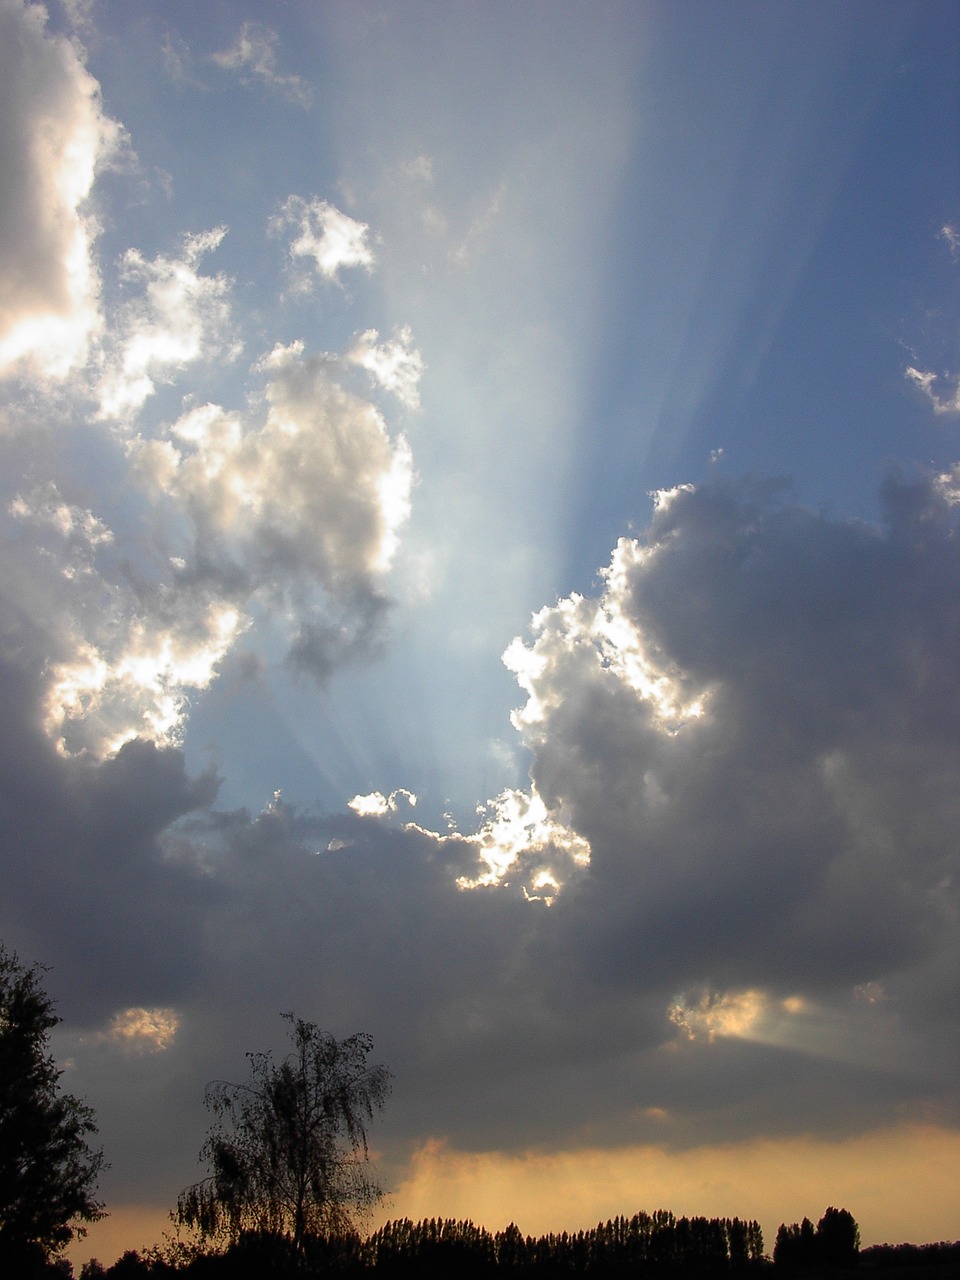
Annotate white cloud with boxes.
[138,347,412,586]
[35,329,417,753]
[212,21,311,108]
[902,224,960,414]
[9,483,113,576]
[58,0,94,32]
[346,326,424,409]
[96,227,238,422]
[456,786,590,898]
[0,0,123,379]
[123,341,413,694]
[271,195,375,289]
[504,532,708,749]
[939,223,960,260]
[905,364,960,415]
[348,789,417,817]
[7,482,247,758]
[42,602,245,757]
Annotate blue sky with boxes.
[1,0,959,1267]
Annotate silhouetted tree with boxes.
[177,1015,390,1255]
[774,1218,816,1268]
[776,1210,859,1269]
[494,1223,529,1272]
[816,1208,859,1268]
[0,944,105,1275]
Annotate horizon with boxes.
[0,1,958,1271]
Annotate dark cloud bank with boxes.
[2,468,958,1213]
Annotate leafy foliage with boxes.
[0,944,105,1273]
[177,1016,390,1252]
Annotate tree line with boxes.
[79,1217,960,1279]
[83,1211,767,1278]
[368,1210,766,1276]
[2,943,956,1278]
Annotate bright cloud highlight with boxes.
[0,0,122,378]
[97,228,238,421]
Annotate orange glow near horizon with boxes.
[69,1124,960,1271]
[379,1125,960,1248]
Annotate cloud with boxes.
[58,0,94,33]
[903,223,960,414]
[382,1126,960,1250]
[9,482,113,570]
[905,364,960,415]
[0,653,219,1026]
[4,480,234,758]
[5,479,248,758]
[0,11,414,755]
[0,5,955,1258]
[453,787,590,899]
[19,478,960,1119]
[348,789,417,817]
[271,195,375,289]
[670,990,772,1043]
[41,603,245,758]
[136,344,412,583]
[4,335,413,759]
[939,223,959,260]
[98,1007,181,1053]
[96,227,239,422]
[212,21,311,108]
[124,341,413,690]
[346,327,425,409]
[0,0,123,379]
[4,456,960,1232]
[507,477,960,1020]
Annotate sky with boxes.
[0,0,959,1268]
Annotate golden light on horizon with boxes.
[380,1125,960,1250]
[69,1122,960,1270]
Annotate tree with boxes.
[775,1209,860,1269]
[816,1207,860,1268]
[774,1218,817,1268]
[177,1014,391,1254]
[0,944,105,1274]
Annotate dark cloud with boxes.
[0,652,217,1023]
[4,471,957,1223]
[285,592,393,683]
[512,476,959,1016]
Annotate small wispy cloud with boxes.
[212,22,311,109]
[939,223,960,260]
[346,326,425,409]
[271,195,376,290]
[161,31,207,91]
[905,365,960,415]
